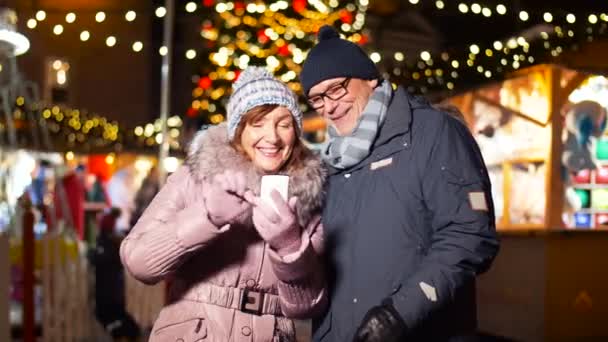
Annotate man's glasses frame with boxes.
[307,78,351,110]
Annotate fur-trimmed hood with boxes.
[185,123,326,225]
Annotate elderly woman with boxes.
[120,67,326,341]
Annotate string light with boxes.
[186,2,197,13]
[53,25,64,35]
[156,7,167,18]
[95,11,106,23]
[27,19,37,29]
[519,11,529,21]
[106,36,117,47]
[186,49,197,59]
[125,11,136,22]
[589,14,598,24]
[80,31,90,41]
[370,52,381,63]
[65,13,76,23]
[35,10,46,21]
[132,41,143,52]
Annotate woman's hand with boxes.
[204,170,252,227]
[245,190,302,256]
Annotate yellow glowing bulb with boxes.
[27,19,37,29]
[186,2,197,13]
[80,31,90,41]
[66,13,76,23]
[105,154,115,165]
[156,7,167,18]
[125,11,137,21]
[566,14,576,23]
[36,11,46,21]
[106,36,117,47]
[519,11,529,21]
[186,49,197,59]
[589,14,598,24]
[132,41,143,52]
[96,12,106,22]
[53,25,64,35]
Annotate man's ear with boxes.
[367,78,379,89]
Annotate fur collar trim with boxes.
[185,123,325,225]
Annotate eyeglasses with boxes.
[307,78,351,110]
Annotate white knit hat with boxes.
[226,66,302,140]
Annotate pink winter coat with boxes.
[120,124,327,342]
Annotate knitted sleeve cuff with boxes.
[267,230,318,282]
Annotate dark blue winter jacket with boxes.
[314,87,499,341]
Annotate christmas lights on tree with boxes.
[187,0,369,125]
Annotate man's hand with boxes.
[353,299,408,342]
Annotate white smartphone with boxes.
[260,175,289,213]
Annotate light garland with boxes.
[374,17,606,94]
[9,96,182,152]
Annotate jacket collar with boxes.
[327,86,419,175]
[372,86,413,148]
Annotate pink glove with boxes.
[245,190,302,256]
[204,170,252,227]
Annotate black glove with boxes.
[353,298,408,342]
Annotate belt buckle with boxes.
[240,289,264,315]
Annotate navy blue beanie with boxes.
[301,25,380,96]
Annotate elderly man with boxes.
[300,25,499,342]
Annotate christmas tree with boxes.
[187,0,369,126]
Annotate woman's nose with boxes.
[263,126,279,142]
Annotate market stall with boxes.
[444,64,608,341]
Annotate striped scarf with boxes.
[322,79,393,169]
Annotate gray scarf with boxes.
[322,79,393,169]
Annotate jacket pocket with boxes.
[152,305,208,342]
